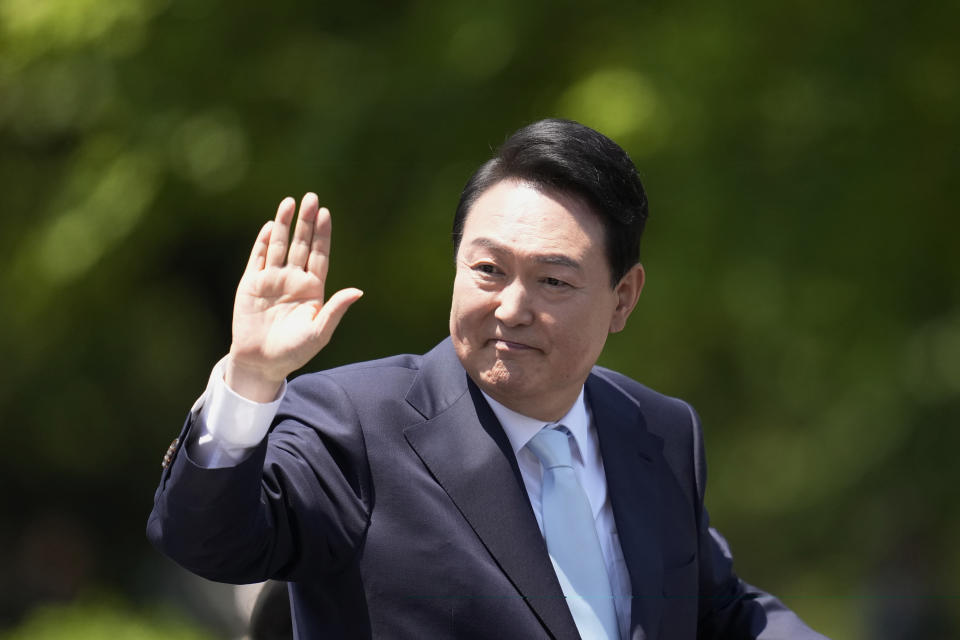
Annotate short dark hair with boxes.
[452,118,649,286]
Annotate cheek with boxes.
[450,292,485,342]
[449,276,470,323]
[452,278,494,320]
[553,310,610,361]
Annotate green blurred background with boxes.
[1,0,957,637]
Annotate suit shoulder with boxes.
[289,352,423,392]
[591,366,706,501]
[591,366,698,427]
[590,366,703,461]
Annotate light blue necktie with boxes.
[528,426,620,640]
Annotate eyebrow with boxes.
[468,237,582,270]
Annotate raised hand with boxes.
[226,193,363,401]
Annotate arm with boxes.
[147,194,365,582]
[147,372,371,584]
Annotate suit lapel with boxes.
[403,340,580,640]
[587,374,667,640]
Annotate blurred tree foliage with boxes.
[1,0,957,637]
[0,593,213,640]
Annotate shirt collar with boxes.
[481,388,591,460]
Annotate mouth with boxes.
[490,338,537,352]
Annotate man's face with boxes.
[450,179,643,421]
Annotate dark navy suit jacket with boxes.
[148,338,827,639]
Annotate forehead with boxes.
[459,180,605,256]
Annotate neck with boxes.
[480,385,582,423]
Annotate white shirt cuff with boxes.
[188,356,287,468]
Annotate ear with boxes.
[609,263,645,333]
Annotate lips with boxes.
[490,338,537,351]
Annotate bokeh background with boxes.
[1,0,958,637]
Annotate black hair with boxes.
[452,118,648,286]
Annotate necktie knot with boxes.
[527,425,573,469]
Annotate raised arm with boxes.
[226,193,363,401]
[147,194,368,582]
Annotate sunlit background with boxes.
[1,0,958,637]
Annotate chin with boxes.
[478,367,510,391]
[480,367,536,399]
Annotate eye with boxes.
[542,276,570,288]
[473,263,501,275]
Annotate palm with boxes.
[228,194,362,397]
[234,267,325,369]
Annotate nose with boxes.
[494,279,534,327]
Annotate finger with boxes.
[313,287,363,346]
[306,206,333,282]
[245,221,273,274]
[265,197,296,268]
[288,193,319,270]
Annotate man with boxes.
[148,119,828,639]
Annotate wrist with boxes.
[224,355,285,403]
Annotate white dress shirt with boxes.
[190,358,632,638]
[187,356,285,467]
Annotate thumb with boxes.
[313,287,364,345]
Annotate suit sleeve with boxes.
[686,402,830,639]
[146,373,372,584]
